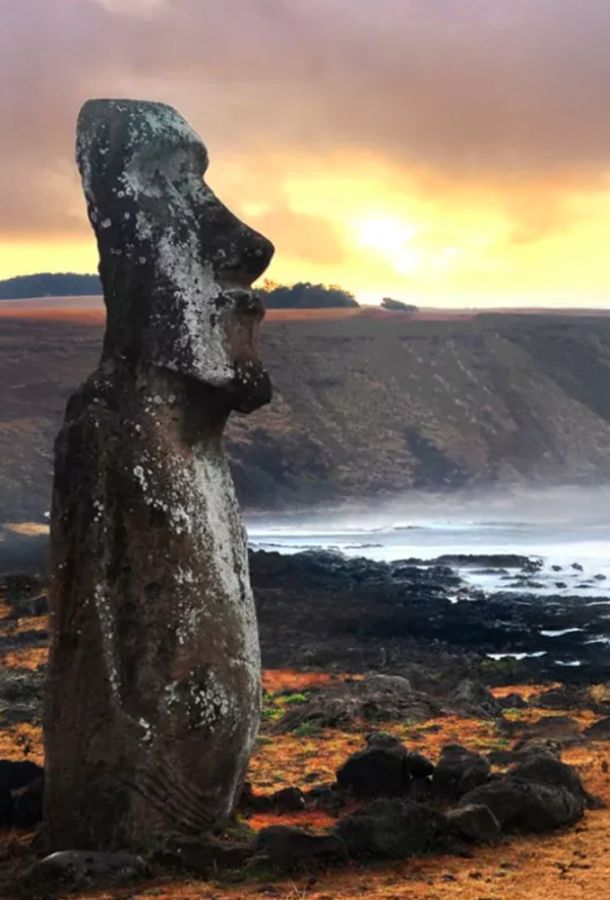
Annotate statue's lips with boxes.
[215,286,270,412]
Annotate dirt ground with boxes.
[1,629,610,900]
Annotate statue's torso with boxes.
[45,369,261,847]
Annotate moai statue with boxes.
[43,100,273,850]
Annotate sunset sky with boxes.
[3,0,610,306]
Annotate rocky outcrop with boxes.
[43,100,274,850]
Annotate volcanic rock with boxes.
[513,715,583,746]
[0,759,43,828]
[336,742,410,799]
[276,674,442,732]
[584,716,610,740]
[496,692,528,710]
[334,798,444,859]
[255,825,347,871]
[157,836,253,874]
[433,745,491,799]
[12,777,44,829]
[460,749,589,833]
[24,851,150,895]
[44,99,274,850]
[447,679,501,717]
[445,803,503,845]
[530,684,609,713]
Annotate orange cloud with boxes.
[3,1,610,304]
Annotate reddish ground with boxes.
[3,295,610,326]
[1,612,610,900]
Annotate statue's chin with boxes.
[227,362,272,413]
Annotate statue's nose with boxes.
[220,227,274,286]
[201,194,274,287]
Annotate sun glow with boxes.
[7,148,610,309]
[357,216,422,275]
[357,216,416,254]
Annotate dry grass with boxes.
[0,646,47,671]
[5,297,610,328]
[3,667,610,897]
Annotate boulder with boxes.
[366,731,403,749]
[406,751,435,779]
[24,851,149,894]
[0,759,44,829]
[240,783,306,813]
[277,675,442,732]
[514,715,582,746]
[530,685,593,710]
[445,804,502,845]
[433,745,490,798]
[337,743,409,799]
[0,759,42,794]
[157,836,253,874]
[255,825,347,871]
[12,777,44,829]
[459,779,583,834]
[459,749,588,834]
[334,798,444,859]
[305,784,346,814]
[447,680,501,717]
[336,736,434,799]
[269,787,306,812]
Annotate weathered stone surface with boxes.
[276,674,442,732]
[254,825,348,871]
[445,803,502,845]
[0,760,43,828]
[240,784,306,813]
[334,798,444,859]
[513,715,583,746]
[497,692,529,710]
[157,835,253,874]
[12,777,44,829]
[24,850,149,894]
[459,749,588,834]
[448,679,501,718]
[336,734,434,799]
[433,744,491,799]
[43,99,274,850]
[337,742,411,799]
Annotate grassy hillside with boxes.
[2,308,610,519]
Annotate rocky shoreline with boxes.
[253,548,610,683]
[1,545,610,712]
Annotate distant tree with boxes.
[380,297,418,313]
[0,273,101,300]
[261,281,359,309]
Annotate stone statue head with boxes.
[76,99,273,412]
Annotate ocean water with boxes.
[246,485,610,601]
